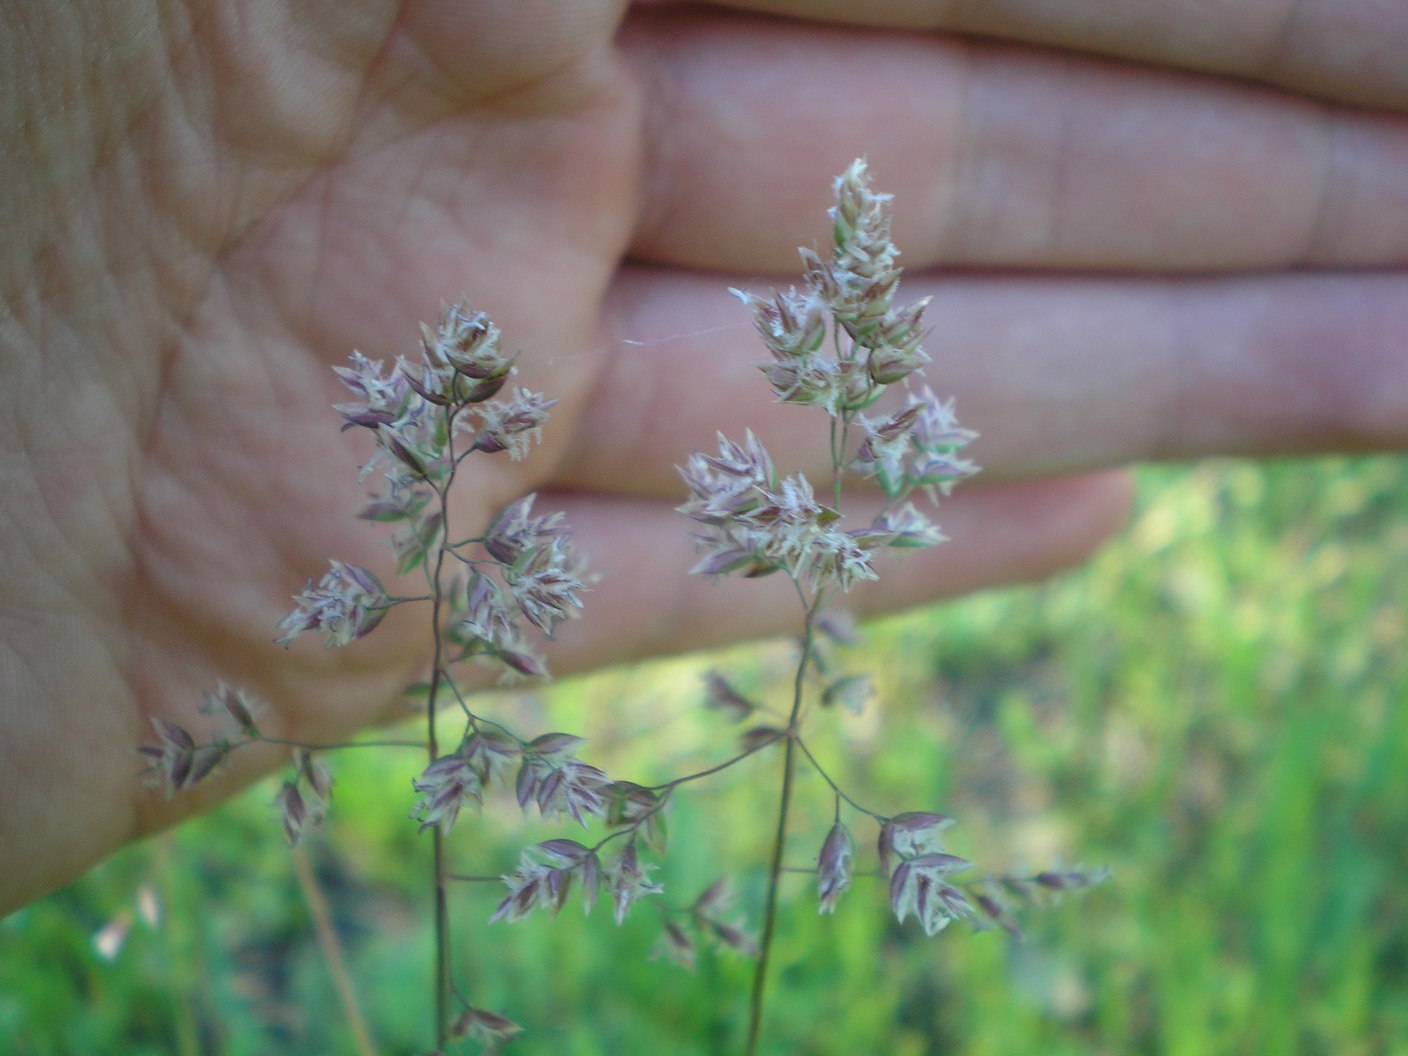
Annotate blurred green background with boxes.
[4,456,1407,1055]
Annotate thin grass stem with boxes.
[745,595,821,1054]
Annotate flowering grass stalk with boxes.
[677,158,981,1050]
[142,302,594,1051]
[679,159,1104,1052]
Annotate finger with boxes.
[916,270,1408,472]
[554,267,1408,492]
[688,0,1408,110]
[544,470,1133,668]
[621,12,1408,271]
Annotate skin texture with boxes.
[0,0,1404,913]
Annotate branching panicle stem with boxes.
[794,736,887,822]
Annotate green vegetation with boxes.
[6,456,1407,1055]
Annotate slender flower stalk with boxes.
[745,602,819,1053]
[425,462,454,1047]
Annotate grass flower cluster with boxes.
[139,160,1105,1054]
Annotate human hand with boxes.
[2,0,1403,912]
